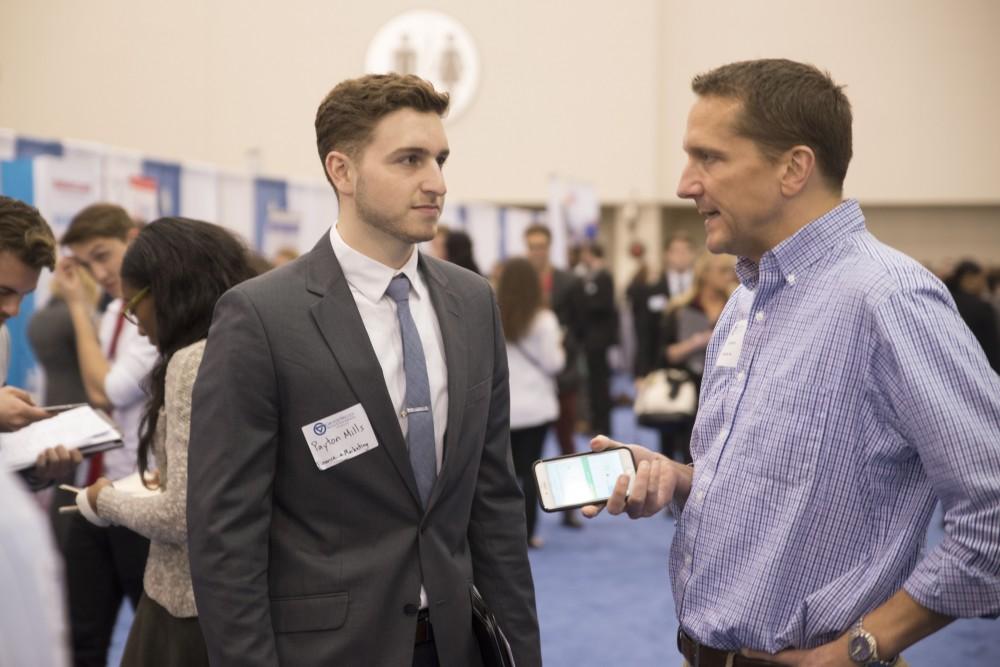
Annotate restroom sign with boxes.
[365,10,480,123]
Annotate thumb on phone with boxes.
[589,434,624,452]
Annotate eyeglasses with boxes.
[122,286,150,325]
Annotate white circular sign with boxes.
[365,10,480,123]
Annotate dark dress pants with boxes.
[510,423,551,540]
[121,594,209,667]
[65,513,149,667]
[413,638,441,667]
[586,348,612,436]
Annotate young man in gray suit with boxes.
[187,74,541,667]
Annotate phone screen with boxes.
[539,450,630,508]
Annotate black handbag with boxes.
[470,586,516,667]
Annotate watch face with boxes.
[849,634,874,662]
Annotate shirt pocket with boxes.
[731,383,829,484]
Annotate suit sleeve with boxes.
[187,288,281,667]
[467,294,542,667]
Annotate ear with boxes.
[324,151,356,197]
[126,226,140,242]
[779,145,816,197]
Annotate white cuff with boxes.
[75,488,112,527]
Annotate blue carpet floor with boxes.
[527,405,999,666]
[107,403,998,666]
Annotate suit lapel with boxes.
[305,237,422,507]
[420,256,468,512]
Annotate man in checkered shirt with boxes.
[586,59,1000,667]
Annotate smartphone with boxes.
[533,448,636,512]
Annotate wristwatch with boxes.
[847,618,898,666]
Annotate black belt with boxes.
[415,609,434,644]
[678,629,777,667]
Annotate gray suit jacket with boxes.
[187,236,541,667]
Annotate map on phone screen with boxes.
[548,451,624,506]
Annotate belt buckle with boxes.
[414,610,433,645]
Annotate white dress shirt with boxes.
[78,299,158,483]
[667,269,693,298]
[329,226,449,609]
[328,226,449,473]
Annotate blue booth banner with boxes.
[1,152,101,390]
[141,159,181,219]
[0,129,587,395]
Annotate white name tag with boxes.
[301,403,378,470]
[647,294,667,312]
[715,319,748,368]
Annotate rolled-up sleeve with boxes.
[871,286,1000,618]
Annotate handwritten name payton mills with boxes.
[309,423,373,459]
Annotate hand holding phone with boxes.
[533,447,637,512]
[585,437,692,519]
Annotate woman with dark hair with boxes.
[444,229,481,275]
[497,257,564,548]
[77,218,255,666]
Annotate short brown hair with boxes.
[0,196,56,270]
[315,74,449,191]
[523,223,552,242]
[692,59,853,191]
[61,203,134,245]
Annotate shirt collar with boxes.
[735,199,866,289]
[328,224,423,303]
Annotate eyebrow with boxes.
[390,147,450,160]
[683,141,723,156]
[0,284,33,296]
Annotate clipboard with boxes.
[1,406,124,472]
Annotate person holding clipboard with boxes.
[0,195,70,667]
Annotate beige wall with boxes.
[658,0,1000,205]
[5,0,998,204]
[0,0,661,203]
[2,0,998,266]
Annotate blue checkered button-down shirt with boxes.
[670,200,1000,653]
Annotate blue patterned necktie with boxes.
[385,274,437,507]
